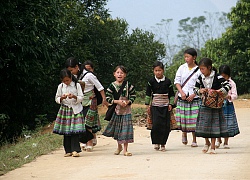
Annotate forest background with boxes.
[0,0,249,144]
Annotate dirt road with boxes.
[1,100,250,180]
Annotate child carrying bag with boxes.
[202,89,224,108]
[104,81,127,121]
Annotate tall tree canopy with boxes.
[0,0,165,143]
[201,0,250,94]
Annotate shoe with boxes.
[191,142,198,147]
[64,153,72,157]
[215,141,221,148]
[182,134,188,145]
[72,151,80,157]
[80,143,86,151]
[160,145,166,152]
[124,152,132,156]
[209,148,216,154]
[154,144,160,150]
[93,138,97,146]
[114,148,123,155]
[86,146,93,152]
[223,144,230,149]
[202,144,210,153]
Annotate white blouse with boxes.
[55,81,83,114]
[174,63,201,98]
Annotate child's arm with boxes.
[145,81,152,106]
[55,84,66,104]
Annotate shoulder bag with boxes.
[104,81,127,121]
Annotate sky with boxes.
[105,0,238,35]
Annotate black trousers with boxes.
[63,134,81,153]
[150,106,171,145]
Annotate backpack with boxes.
[82,71,103,105]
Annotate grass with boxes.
[0,131,62,176]
[238,93,250,99]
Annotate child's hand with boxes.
[168,104,173,111]
[199,88,208,94]
[180,92,186,100]
[68,93,75,99]
[118,100,127,107]
[61,94,67,99]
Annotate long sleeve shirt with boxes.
[228,77,238,102]
[174,63,201,98]
[55,81,83,114]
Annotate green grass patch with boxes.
[0,132,62,176]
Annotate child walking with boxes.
[194,58,231,154]
[53,69,85,157]
[145,61,175,152]
[103,65,136,156]
[215,65,240,149]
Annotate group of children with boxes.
[53,50,240,157]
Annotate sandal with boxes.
[191,142,198,147]
[202,144,210,153]
[64,153,72,157]
[215,141,221,149]
[86,146,93,152]
[124,152,132,156]
[72,151,80,157]
[154,144,160,150]
[209,148,216,154]
[182,134,188,145]
[223,144,230,149]
[114,148,123,155]
[160,145,166,152]
[93,138,97,146]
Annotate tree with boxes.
[201,0,250,94]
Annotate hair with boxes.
[60,68,78,85]
[219,65,231,77]
[184,48,198,65]
[114,65,128,74]
[153,61,164,70]
[65,57,84,78]
[83,60,94,69]
[198,57,217,73]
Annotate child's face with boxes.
[221,73,229,80]
[62,76,72,86]
[67,65,79,75]
[85,65,94,72]
[114,68,126,83]
[184,53,196,65]
[154,66,164,79]
[199,65,211,77]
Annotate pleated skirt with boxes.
[223,102,240,137]
[195,106,228,138]
[53,105,85,135]
[176,99,200,132]
[103,113,134,144]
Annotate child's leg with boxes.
[205,138,211,145]
[202,138,211,153]
[182,132,188,145]
[123,142,132,156]
[192,132,197,143]
[114,141,123,155]
[223,137,230,149]
[86,129,93,152]
[210,138,216,150]
[63,135,72,154]
[215,137,222,148]
[70,134,81,153]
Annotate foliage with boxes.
[201,0,250,94]
[0,132,62,175]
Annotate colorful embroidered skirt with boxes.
[223,102,240,137]
[84,97,101,133]
[176,99,200,132]
[103,113,134,144]
[53,105,85,135]
[195,106,228,138]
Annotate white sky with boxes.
[105,0,238,34]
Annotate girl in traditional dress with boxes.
[215,65,240,149]
[145,61,175,152]
[65,57,108,152]
[103,65,136,156]
[174,48,201,147]
[194,58,231,154]
[53,69,85,157]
